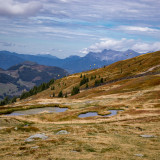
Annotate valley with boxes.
[0,61,68,100]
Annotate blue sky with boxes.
[0,0,160,58]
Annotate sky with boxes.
[0,0,160,58]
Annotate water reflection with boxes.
[78,110,123,118]
[6,107,68,116]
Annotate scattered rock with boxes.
[140,135,156,138]
[136,127,143,131]
[25,133,48,142]
[31,146,39,149]
[14,127,18,130]
[56,130,69,135]
[71,150,78,153]
[134,154,144,157]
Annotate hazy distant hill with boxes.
[0,50,141,73]
[0,51,25,69]
[86,49,140,61]
[0,61,68,99]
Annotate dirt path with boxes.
[141,64,160,74]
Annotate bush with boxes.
[101,78,104,83]
[94,78,104,86]
[80,75,89,86]
[94,80,101,86]
[71,86,80,96]
[48,79,55,85]
[51,86,55,90]
[58,91,63,97]
[0,96,9,106]
[90,75,95,80]
[86,83,88,88]
[20,91,32,100]
[11,96,17,103]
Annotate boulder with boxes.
[134,154,144,157]
[140,135,156,138]
[25,133,48,142]
[56,130,69,135]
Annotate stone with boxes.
[134,154,144,157]
[71,150,78,153]
[31,146,39,149]
[56,130,69,135]
[14,127,18,130]
[140,135,156,138]
[25,133,48,142]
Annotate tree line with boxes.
[0,79,55,106]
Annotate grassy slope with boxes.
[0,51,160,160]
[24,50,160,99]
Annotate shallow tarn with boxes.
[78,110,123,118]
[5,107,68,116]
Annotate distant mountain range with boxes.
[0,61,68,99]
[0,50,141,73]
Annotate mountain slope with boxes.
[0,61,68,99]
[0,51,25,69]
[86,49,140,61]
[13,50,160,101]
[0,49,141,73]
[0,51,159,160]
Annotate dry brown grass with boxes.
[0,114,159,160]
[0,51,160,159]
[9,50,159,101]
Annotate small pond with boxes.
[6,107,68,116]
[78,112,98,118]
[78,110,123,118]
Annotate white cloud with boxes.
[116,26,160,39]
[80,38,160,54]
[132,42,160,53]
[0,0,160,57]
[41,0,160,22]
[119,26,158,32]
[0,0,42,17]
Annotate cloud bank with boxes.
[0,0,42,17]
[80,38,160,54]
[0,0,160,57]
